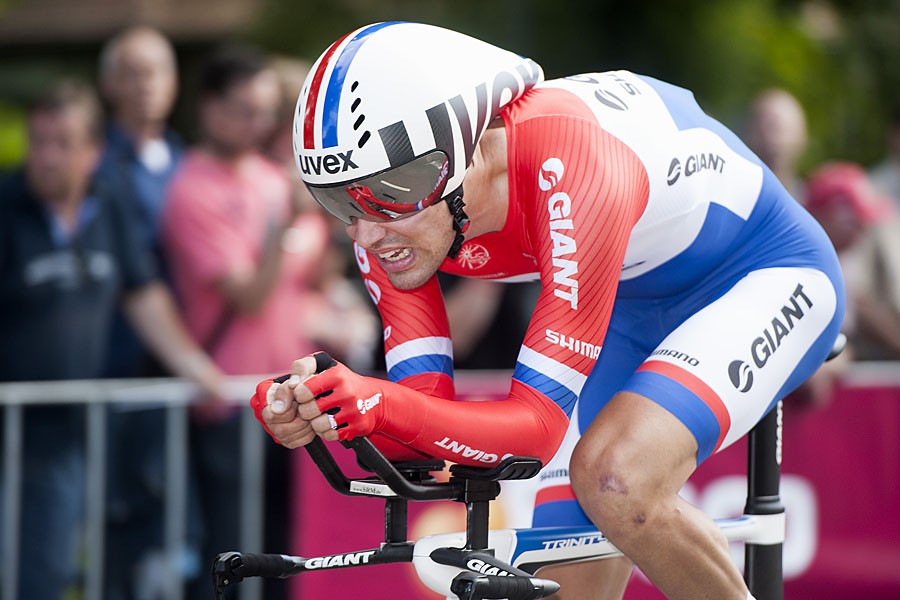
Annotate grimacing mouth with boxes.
[377,248,412,262]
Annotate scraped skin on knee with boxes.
[570,391,750,600]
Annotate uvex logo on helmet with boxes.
[294,21,544,199]
[298,151,358,176]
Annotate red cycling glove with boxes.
[304,361,390,440]
[250,377,284,443]
[250,355,569,466]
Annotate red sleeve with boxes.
[343,88,650,465]
[353,242,456,400]
[380,378,568,465]
[349,243,568,465]
[306,362,569,466]
[505,88,650,416]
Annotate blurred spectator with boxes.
[98,25,183,372]
[868,105,900,205]
[265,56,311,183]
[0,80,221,600]
[255,55,377,599]
[746,88,808,200]
[807,162,900,361]
[797,162,893,406]
[95,27,190,600]
[160,46,330,598]
[440,274,539,369]
[265,55,379,371]
[98,25,181,263]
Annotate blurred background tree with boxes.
[1,0,899,172]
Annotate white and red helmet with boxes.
[292,21,543,224]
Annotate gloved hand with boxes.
[301,360,389,441]
[249,354,321,447]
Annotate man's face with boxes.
[346,202,456,290]
[104,33,178,125]
[202,70,280,157]
[25,108,100,203]
[748,94,807,167]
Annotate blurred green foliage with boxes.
[0,0,897,173]
[0,58,96,169]
[0,102,25,169]
[248,0,900,172]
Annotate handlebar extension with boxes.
[450,571,561,600]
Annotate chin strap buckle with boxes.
[446,188,470,259]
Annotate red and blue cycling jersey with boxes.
[353,71,843,470]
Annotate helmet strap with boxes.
[445,187,470,259]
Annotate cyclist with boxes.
[253,22,844,600]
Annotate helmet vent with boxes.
[349,82,370,147]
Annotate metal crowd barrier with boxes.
[0,376,267,600]
[1,362,897,600]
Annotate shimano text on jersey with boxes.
[650,348,700,367]
[545,329,601,359]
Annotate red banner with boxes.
[291,379,900,599]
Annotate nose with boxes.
[347,218,388,249]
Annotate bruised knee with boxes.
[569,439,654,538]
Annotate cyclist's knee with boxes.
[570,438,653,538]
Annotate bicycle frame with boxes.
[216,335,852,600]
[411,400,787,598]
[213,400,787,600]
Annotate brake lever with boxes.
[212,552,242,600]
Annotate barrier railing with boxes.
[0,376,265,600]
[2,363,898,600]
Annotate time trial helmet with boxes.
[292,22,543,230]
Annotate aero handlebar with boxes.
[214,353,552,599]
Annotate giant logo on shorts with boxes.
[728,360,754,393]
[728,283,814,393]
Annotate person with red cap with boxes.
[807,162,900,362]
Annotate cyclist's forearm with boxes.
[375,378,568,466]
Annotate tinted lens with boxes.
[307,150,449,223]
